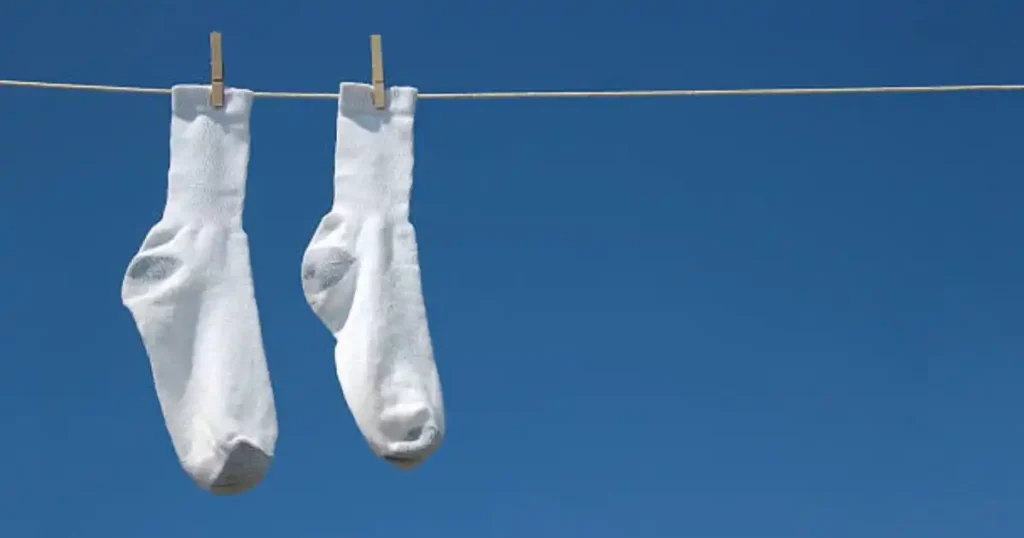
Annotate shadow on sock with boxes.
[208,441,273,496]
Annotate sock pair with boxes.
[121,83,444,495]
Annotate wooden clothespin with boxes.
[370,34,386,109]
[210,31,225,108]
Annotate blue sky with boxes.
[1,1,1023,537]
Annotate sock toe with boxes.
[208,440,273,495]
[380,425,442,470]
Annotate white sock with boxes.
[121,85,277,494]
[302,83,445,469]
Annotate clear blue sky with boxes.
[1,1,1022,537]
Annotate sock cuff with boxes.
[172,84,254,122]
[338,82,417,116]
[163,85,254,225]
[330,83,417,217]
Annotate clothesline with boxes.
[2,79,1024,100]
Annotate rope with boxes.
[2,79,1024,100]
